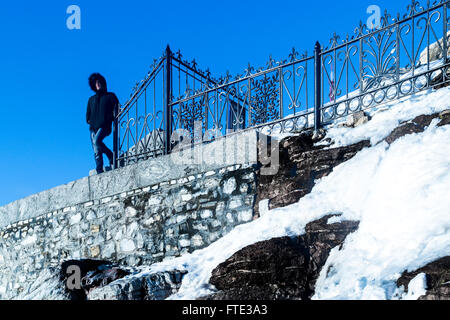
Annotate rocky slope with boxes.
[201,215,359,300]
[255,134,370,215]
[49,106,450,300]
[203,108,450,300]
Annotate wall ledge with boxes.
[0,130,259,229]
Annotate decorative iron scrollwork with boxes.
[116,0,450,169]
[250,74,280,126]
[179,99,204,137]
[361,28,398,91]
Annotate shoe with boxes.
[107,155,114,168]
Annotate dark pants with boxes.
[90,127,113,174]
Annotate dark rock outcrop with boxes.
[397,256,450,300]
[82,266,131,295]
[202,215,359,300]
[87,270,187,300]
[60,259,186,300]
[256,132,370,215]
[385,113,439,145]
[438,110,450,127]
[385,109,450,145]
[60,259,129,300]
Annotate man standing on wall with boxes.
[86,73,119,174]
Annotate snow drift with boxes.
[131,86,450,300]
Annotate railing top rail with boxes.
[320,0,450,55]
[118,57,165,118]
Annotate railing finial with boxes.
[315,41,321,50]
[314,41,322,132]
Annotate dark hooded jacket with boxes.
[86,74,119,134]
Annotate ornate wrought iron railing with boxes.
[114,0,450,168]
[170,50,315,145]
[114,56,166,167]
[319,0,450,124]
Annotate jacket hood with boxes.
[89,73,108,93]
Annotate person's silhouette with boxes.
[86,73,119,174]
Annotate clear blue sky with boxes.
[0,0,409,206]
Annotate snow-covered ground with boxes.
[126,86,450,300]
[319,86,450,148]
[15,86,450,300]
[312,117,450,299]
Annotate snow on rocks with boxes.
[401,273,428,300]
[312,123,450,300]
[129,87,450,300]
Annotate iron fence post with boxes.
[113,103,119,169]
[314,41,322,131]
[165,45,173,155]
[444,2,448,64]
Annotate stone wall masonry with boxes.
[0,163,258,299]
[0,130,258,229]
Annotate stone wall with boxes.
[0,131,258,229]
[0,131,259,299]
